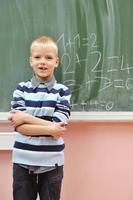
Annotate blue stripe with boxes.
[57,100,71,109]
[55,111,70,119]
[13,97,25,101]
[14,141,65,152]
[12,104,25,109]
[52,116,62,122]
[56,108,70,115]
[17,85,48,93]
[52,88,70,96]
[17,84,70,96]
[25,100,56,107]
[37,115,53,121]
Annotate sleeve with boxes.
[11,83,27,112]
[52,87,71,122]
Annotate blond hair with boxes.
[30,36,58,55]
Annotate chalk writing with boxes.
[57,33,133,111]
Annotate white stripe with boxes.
[58,94,71,102]
[19,81,31,87]
[25,92,58,101]
[26,106,54,116]
[13,148,64,166]
[15,133,64,146]
[53,112,69,122]
[13,89,24,98]
[54,83,68,90]
[19,81,68,91]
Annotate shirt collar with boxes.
[31,75,56,90]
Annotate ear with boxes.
[55,57,59,68]
[29,56,33,67]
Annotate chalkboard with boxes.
[0,0,133,112]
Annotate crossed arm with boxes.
[9,110,67,139]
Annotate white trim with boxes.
[70,112,133,121]
[1,112,133,122]
[0,112,10,121]
[0,132,16,150]
[1,112,133,150]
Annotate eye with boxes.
[46,56,53,60]
[34,55,40,59]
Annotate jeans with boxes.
[13,164,63,200]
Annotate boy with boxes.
[9,36,71,200]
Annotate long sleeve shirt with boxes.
[11,75,71,167]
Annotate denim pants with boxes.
[13,163,63,200]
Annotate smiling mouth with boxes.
[38,67,47,71]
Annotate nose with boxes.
[40,57,46,64]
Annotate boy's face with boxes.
[30,45,59,81]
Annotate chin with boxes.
[38,76,49,81]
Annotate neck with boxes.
[35,75,54,82]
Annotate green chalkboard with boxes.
[0,0,133,111]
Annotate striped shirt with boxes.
[11,75,71,167]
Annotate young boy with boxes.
[9,36,71,200]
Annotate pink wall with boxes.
[1,121,133,199]
[0,150,13,199]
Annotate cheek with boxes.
[50,66,56,72]
[31,61,37,67]
[31,65,37,72]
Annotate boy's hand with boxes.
[8,109,27,127]
[49,122,67,139]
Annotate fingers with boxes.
[10,109,17,114]
[8,109,17,120]
[8,113,13,121]
[11,121,16,128]
[53,131,65,139]
[10,109,23,114]
[51,123,66,139]
[59,121,68,127]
